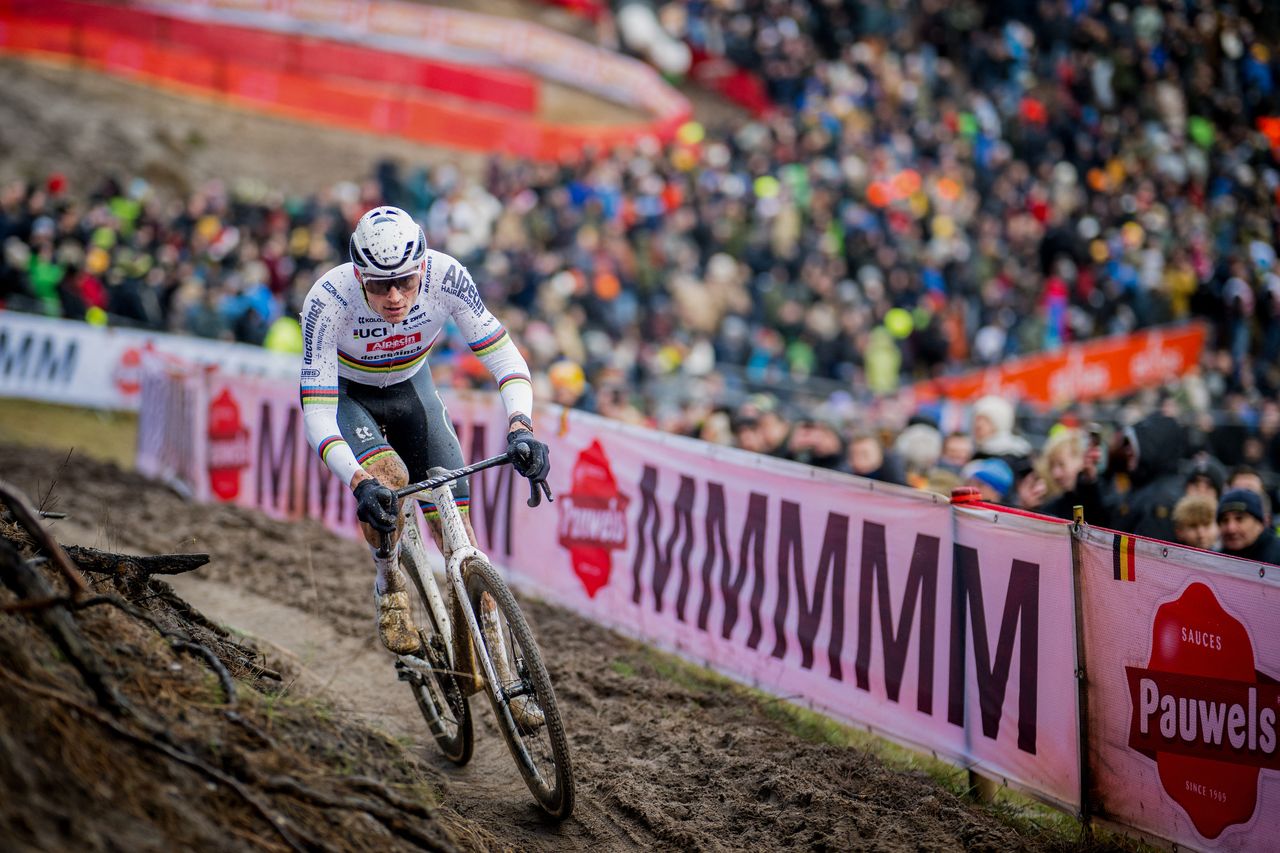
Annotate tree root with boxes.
[0,478,89,596]
[0,665,308,853]
[0,538,129,714]
[259,774,443,850]
[62,544,210,577]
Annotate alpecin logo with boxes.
[1127,582,1279,839]
[207,386,250,501]
[558,439,629,598]
[366,332,421,353]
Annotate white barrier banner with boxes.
[0,312,297,411]
[1079,529,1280,850]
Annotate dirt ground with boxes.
[0,442,1116,852]
[0,490,463,851]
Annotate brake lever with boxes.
[375,529,393,559]
[511,440,552,507]
[527,478,554,508]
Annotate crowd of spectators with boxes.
[1,1,1279,561]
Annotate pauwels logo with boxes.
[206,386,250,501]
[558,440,629,598]
[1127,582,1280,839]
[367,332,421,353]
[112,341,155,398]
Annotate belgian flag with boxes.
[1113,534,1136,582]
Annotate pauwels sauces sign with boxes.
[206,386,250,500]
[1080,529,1280,851]
[1127,583,1279,839]
[557,439,629,598]
[195,376,355,535]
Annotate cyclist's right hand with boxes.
[507,429,553,508]
[354,478,398,533]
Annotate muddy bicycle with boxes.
[382,448,575,820]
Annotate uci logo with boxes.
[353,327,389,339]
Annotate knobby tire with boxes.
[465,558,575,820]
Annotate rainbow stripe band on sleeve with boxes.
[498,372,532,392]
[301,386,340,406]
[318,435,348,462]
[357,445,396,468]
[468,327,510,357]
[417,497,470,520]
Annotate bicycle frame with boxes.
[387,452,510,684]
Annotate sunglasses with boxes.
[361,271,422,297]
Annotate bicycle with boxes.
[382,449,575,821]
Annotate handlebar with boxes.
[392,443,554,508]
[374,445,553,558]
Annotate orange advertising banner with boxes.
[909,322,1209,406]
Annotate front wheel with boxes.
[466,559,575,820]
[400,519,473,765]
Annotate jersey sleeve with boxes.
[299,281,361,485]
[437,258,534,428]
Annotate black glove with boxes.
[507,429,553,507]
[354,478,398,533]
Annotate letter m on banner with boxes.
[948,544,1040,754]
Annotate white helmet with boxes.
[348,206,426,279]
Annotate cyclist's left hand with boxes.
[507,429,552,506]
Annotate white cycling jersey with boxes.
[299,250,532,485]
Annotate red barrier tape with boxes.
[2,0,538,113]
[0,0,690,158]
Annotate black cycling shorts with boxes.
[337,369,467,515]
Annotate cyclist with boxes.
[299,206,550,656]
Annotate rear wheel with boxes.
[399,515,473,765]
[465,558,574,820]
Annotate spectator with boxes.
[1106,413,1186,543]
[548,358,596,412]
[1227,465,1270,505]
[971,396,1032,460]
[892,423,943,489]
[962,458,1014,505]
[786,418,845,470]
[1184,456,1226,502]
[1173,494,1220,552]
[1217,489,1280,564]
[1035,428,1105,522]
[697,410,735,447]
[732,395,791,458]
[1008,455,1048,511]
[845,429,906,485]
[938,431,974,474]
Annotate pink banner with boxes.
[951,507,1080,809]
[1078,529,1280,850]
[137,369,1082,809]
[417,393,1082,810]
